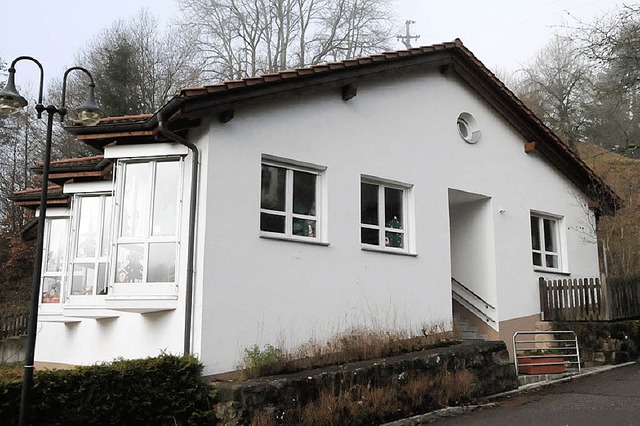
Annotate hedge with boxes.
[0,354,215,425]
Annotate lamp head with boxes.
[0,68,28,115]
[74,83,103,126]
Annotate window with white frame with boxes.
[530,213,561,269]
[114,159,181,284]
[69,195,112,296]
[41,218,69,304]
[360,178,410,251]
[260,159,322,240]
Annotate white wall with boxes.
[194,69,601,374]
[35,311,183,365]
[34,147,199,366]
[449,192,498,307]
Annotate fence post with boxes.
[538,277,547,321]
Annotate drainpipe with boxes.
[157,115,199,356]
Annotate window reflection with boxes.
[116,244,144,283]
[115,159,180,285]
[121,163,150,238]
[152,161,179,237]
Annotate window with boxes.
[260,159,322,240]
[114,159,181,284]
[70,195,112,296]
[456,112,481,144]
[361,179,410,251]
[41,218,69,304]
[530,213,561,269]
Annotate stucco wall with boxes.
[33,66,601,372]
[34,149,199,366]
[195,69,600,374]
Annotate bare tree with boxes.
[74,8,201,116]
[515,36,592,149]
[177,0,395,81]
[566,5,640,156]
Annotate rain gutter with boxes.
[157,112,199,356]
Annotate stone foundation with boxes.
[211,341,517,425]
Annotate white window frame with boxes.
[530,212,563,271]
[360,176,415,255]
[67,193,113,299]
[40,216,70,305]
[111,157,183,290]
[259,156,327,244]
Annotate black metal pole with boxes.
[18,105,56,426]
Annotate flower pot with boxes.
[517,356,566,374]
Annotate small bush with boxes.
[0,354,215,425]
[240,344,279,378]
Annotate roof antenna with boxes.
[397,20,421,49]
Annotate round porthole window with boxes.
[457,112,481,144]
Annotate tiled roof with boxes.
[37,155,104,168]
[71,114,153,127]
[180,40,460,97]
[60,39,621,213]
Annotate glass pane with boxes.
[71,264,95,295]
[115,244,145,283]
[361,227,379,245]
[530,216,540,250]
[544,219,557,252]
[385,188,403,229]
[76,197,101,258]
[261,165,286,211]
[42,277,61,303]
[97,263,108,295]
[533,252,542,266]
[121,162,150,238]
[260,213,285,234]
[361,183,378,225]
[546,255,558,269]
[148,243,176,282]
[386,231,404,248]
[151,161,179,237]
[293,218,316,237]
[101,197,113,257]
[293,171,316,215]
[46,219,67,272]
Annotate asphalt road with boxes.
[436,363,640,426]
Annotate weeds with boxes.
[237,321,456,379]
[238,344,279,378]
[251,365,476,425]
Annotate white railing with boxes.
[513,330,581,375]
[451,277,497,328]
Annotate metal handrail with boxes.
[452,289,496,324]
[513,330,581,375]
[452,277,496,310]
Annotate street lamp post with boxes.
[0,56,103,425]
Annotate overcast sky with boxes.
[1,0,626,95]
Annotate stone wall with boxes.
[211,341,517,425]
[552,320,640,366]
[0,336,25,364]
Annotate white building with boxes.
[14,40,619,375]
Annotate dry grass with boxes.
[577,144,640,275]
[251,364,476,425]
[237,321,456,379]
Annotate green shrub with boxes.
[241,344,279,378]
[0,354,215,425]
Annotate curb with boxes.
[382,362,637,426]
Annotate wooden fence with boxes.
[0,311,29,340]
[607,275,640,320]
[539,276,640,322]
